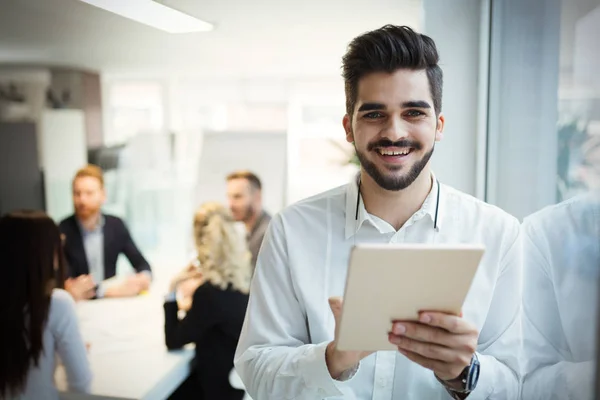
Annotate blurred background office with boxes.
[0,0,599,398]
[0,0,596,267]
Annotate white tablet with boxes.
[336,243,485,351]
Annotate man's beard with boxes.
[242,204,256,223]
[75,206,99,219]
[355,140,434,191]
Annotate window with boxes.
[105,81,165,145]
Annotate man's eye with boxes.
[364,111,384,119]
[405,110,425,117]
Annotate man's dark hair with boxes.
[342,24,443,117]
[226,170,262,191]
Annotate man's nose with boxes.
[381,115,408,141]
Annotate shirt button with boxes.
[377,377,387,387]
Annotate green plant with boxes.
[348,150,360,166]
[329,139,360,167]
[556,118,588,201]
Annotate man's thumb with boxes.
[328,296,343,319]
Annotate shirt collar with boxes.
[77,214,105,233]
[250,211,268,237]
[344,172,445,239]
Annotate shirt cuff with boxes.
[140,270,153,281]
[300,341,359,397]
[465,352,495,400]
[95,283,105,299]
[164,291,177,302]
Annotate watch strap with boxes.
[438,353,480,395]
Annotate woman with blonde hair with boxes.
[164,202,251,400]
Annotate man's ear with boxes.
[343,114,354,143]
[256,189,262,203]
[435,113,445,142]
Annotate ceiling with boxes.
[0,0,422,78]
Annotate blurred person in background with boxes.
[521,133,600,399]
[226,170,271,272]
[174,265,204,312]
[0,210,92,399]
[164,202,251,400]
[60,164,152,300]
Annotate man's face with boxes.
[227,178,259,222]
[343,69,444,191]
[72,176,105,220]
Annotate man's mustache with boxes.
[367,138,422,151]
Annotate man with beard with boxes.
[226,170,271,272]
[60,164,152,300]
[234,25,521,399]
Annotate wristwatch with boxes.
[438,353,480,398]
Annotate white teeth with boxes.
[378,148,411,156]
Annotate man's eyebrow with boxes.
[357,101,432,112]
[402,100,431,109]
[357,103,386,112]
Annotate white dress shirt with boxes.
[521,193,600,400]
[235,175,522,400]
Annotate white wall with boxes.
[103,75,352,208]
[574,4,600,92]
[195,131,287,214]
[422,0,485,198]
[286,78,358,204]
[40,109,87,222]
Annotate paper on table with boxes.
[75,294,166,355]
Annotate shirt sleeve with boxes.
[51,290,93,393]
[466,219,522,400]
[234,214,355,400]
[520,220,594,400]
[164,284,218,350]
[95,282,105,299]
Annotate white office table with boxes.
[56,291,194,400]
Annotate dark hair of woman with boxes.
[0,210,66,397]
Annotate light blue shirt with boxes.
[521,192,600,400]
[77,216,106,297]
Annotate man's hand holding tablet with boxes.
[330,243,485,391]
[389,311,478,382]
[325,300,479,385]
[325,297,373,380]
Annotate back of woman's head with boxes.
[0,210,66,397]
[193,202,251,294]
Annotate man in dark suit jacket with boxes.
[61,164,152,300]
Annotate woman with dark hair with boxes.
[0,210,92,399]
